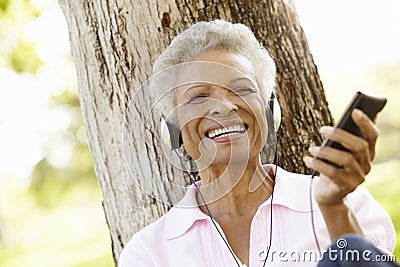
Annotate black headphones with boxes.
[160,91,281,150]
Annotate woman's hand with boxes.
[303,109,379,240]
[304,109,379,206]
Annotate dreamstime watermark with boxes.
[258,238,397,263]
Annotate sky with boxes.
[0,0,399,180]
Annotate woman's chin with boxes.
[199,152,257,167]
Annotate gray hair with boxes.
[153,20,276,100]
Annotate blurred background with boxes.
[0,0,398,266]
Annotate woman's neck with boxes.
[196,160,274,217]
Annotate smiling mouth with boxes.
[206,124,247,139]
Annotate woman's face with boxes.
[173,50,269,167]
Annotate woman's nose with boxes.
[208,90,239,117]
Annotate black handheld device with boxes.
[322,91,387,151]
[311,91,387,175]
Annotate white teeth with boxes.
[207,124,246,139]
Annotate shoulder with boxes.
[118,215,167,267]
[118,185,206,267]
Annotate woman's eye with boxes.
[187,94,209,104]
[231,87,256,96]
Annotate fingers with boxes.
[351,109,379,160]
[304,151,365,206]
[308,146,356,170]
[304,109,380,206]
[318,126,371,174]
[304,155,365,192]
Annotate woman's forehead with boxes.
[177,50,255,85]
[174,61,257,96]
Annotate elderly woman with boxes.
[119,20,395,267]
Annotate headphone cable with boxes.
[309,170,322,257]
[261,150,278,267]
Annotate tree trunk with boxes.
[59,0,333,263]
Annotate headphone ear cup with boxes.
[261,91,280,164]
[263,105,278,164]
[267,92,281,132]
[161,116,182,150]
[265,106,275,135]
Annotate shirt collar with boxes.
[259,166,319,212]
[164,165,319,240]
[164,182,209,240]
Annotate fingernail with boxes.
[304,156,312,164]
[308,146,318,153]
[353,109,363,119]
[319,126,332,134]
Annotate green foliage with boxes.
[0,0,45,74]
[28,87,97,208]
[0,181,114,267]
[29,159,65,208]
[21,0,42,19]
[364,160,400,259]
[1,1,110,267]
[0,0,10,13]
[1,0,42,20]
[326,60,400,163]
[9,40,42,73]
[52,90,82,108]
[28,137,97,209]
[71,255,114,267]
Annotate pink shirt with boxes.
[119,166,395,267]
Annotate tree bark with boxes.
[59,0,333,263]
